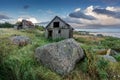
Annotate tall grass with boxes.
[0,29,61,80]
[74,33,120,80]
[0,29,120,80]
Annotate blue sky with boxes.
[0,0,120,29]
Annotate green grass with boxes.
[0,28,120,80]
[0,29,62,80]
[74,33,120,80]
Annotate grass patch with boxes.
[0,29,120,80]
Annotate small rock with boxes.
[96,49,108,55]
[97,34,103,37]
[35,38,85,75]
[96,49,118,56]
[98,55,117,62]
[10,35,31,46]
[79,31,89,35]
[106,49,118,56]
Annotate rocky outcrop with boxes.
[96,49,108,55]
[106,49,118,56]
[98,55,117,62]
[96,49,118,62]
[10,35,31,46]
[35,39,85,75]
[97,34,104,37]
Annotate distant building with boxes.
[97,34,104,37]
[15,20,35,29]
[45,16,74,39]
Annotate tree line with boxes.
[0,22,14,28]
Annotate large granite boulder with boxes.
[10,35,31,46]
[35,39,85,75]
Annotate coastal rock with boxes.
[96,49,108,55]
[10,35,31,46]
[80,31,89,35]
[106,49,118,56]
[97,34,104,37]
[96,49,118,56]
[35,38,85,75]
[98,55,117,62]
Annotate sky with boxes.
[0,0,120,29]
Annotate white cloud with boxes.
[74,8,81,12]
[106,6,116,11]
[106,6,120,12]
[27,18,38,23]
[67,5,120,28]
[85,6,120,25]
[46,10,55,14]
[17,16,38,23]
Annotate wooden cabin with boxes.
[45,16,74,39]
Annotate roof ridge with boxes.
[46,16,73,29]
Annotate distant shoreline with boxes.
[90,32,120,38]
[75,29,120,38]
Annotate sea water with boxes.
[75,28,120,38]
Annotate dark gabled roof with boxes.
[22,20,34,26]
[46,16,73,29]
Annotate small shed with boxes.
[15,20,35,29]
[45,16,74,39]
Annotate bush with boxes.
[96,58,109,79]
[100,37,120,50]
[78,58,88,73]
[35,25,45,31]
[80,47,109,80]
[0,38,18,80]
[113,54,120,61]
[0,22,14,28]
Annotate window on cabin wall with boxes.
[53,22,59,28]
[58,30,61,34]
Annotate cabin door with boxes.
[48,30,52,38]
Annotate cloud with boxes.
[23,5,30,9]
[38,6,120,29]
[0,13,14,23]
[63,17,82,24]
[101,0,120,5]
[46,10,55,14]
[93,8,120,18]
[106,7,120,13]
[18,16,38,23]
[0,14,11,20]
[90,0,120,5]
[40,21,49,24]
[38,21,50,26]
[39,16,83,27]
[69,8,96,20]
[74,8,81,12]
[19,11,28,14]
[66,6,120,29]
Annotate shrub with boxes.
[80,47,109,80]
[0,38,18,80]
[0,22,14,28]
[100,37,120,50]
[78,58,88,73]
[96,58,109,79]
[35,25,45,31]
[113,54,120,61]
